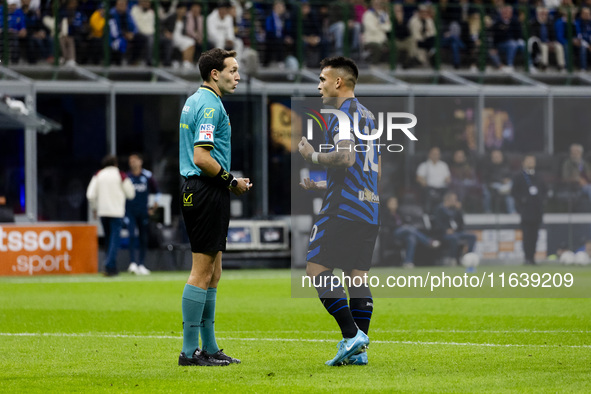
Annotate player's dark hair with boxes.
[101,154,118,168]
[319,56,358,85]
[198,48,237,82]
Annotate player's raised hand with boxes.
[298,137,315,161]
[231,177,252,196]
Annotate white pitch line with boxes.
[0,332,589,349]
[0,273,288,284]
[216,329,591,334]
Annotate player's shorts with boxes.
[180,176,230,254]
[306,215,379,271]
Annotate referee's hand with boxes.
[231,177,252,196]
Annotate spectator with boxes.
[512,154,546,265]
[561,143,591,202]
[109,0,144,65]
[362,0,391,64]
[554,6,577,68]
[263,0,293,66]
[0,170,13,222]
[408,3,436,67]
[481,149,516,213]
[59,0,85,66]
[489,5,526,71]
[392,3,419,68]
[402,0,418,24]
[575,7,591,70]
[158,0,178,20]
[130,0,155,65]
[163,3,194,69]
[545,0,562,15]
[0,0,27,64]
[185,2,203,60]
[125,153,159,276]
[86,154,135,277]
[327,0,361,58]
[301,0,322,67]
[382,196,440,269]
[21,0,52,64]
[432,191,477,266]
[236,1,264,51]
[88,4,105,64]
[416,147,451,213]
[529,6,566,71]
[439,0,466,69]
[449,149,480,208]
[207,1,243,61]
[352,0,366,24]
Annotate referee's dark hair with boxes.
[198,48,238,82]
[319,56,359,86]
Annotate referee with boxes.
[178,48,251,366]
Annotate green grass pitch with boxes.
[1,269,590,393]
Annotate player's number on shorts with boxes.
[309,225,318,242]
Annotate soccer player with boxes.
[298,57,380,366]
[178,48,251,366]
[125,153,160,276]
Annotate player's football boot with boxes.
[202,349,241,364]
[347,349,368,365]
[178,349,230,366]
[325,329,369,366]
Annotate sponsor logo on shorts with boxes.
[183,193,193,207]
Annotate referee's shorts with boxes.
[180,176,230,254]
[306,215,379,272]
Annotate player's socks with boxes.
[182,284,207,358]
[200,287,220,353]
[314,270,358,338]
[349,285,373,335]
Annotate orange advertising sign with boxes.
[0,224,98,276]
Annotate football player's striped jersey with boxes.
[320,98,380,225]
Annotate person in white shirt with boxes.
[416,146,451,213]
[206,2,243,60]
[362,0,392,64]
[130,0,155,65]
[86,155,135,276]
[408,4,437,66]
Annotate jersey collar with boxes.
[338,97,356,110]
[200,84,221,99]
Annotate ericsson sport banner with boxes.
[0,224,98,276]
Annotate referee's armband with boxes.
[214,168,237,188]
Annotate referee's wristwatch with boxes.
[230,178,238,188]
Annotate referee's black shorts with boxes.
[180,176,230,254]
[306,215,379,272]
